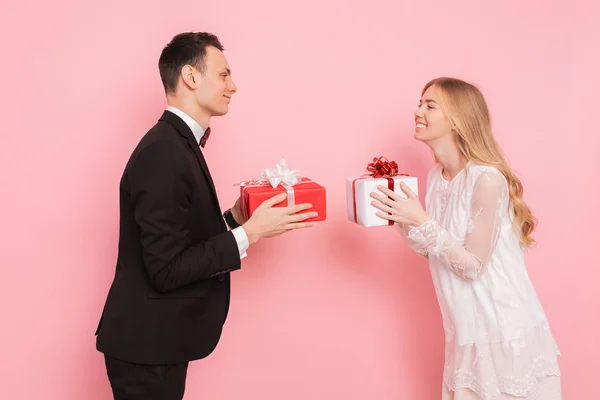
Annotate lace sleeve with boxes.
[396,223,429,259]
[407,169,507,280]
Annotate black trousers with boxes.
[104,355,189,400]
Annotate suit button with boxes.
[218,275,225,281]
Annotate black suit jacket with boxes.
[95,110,241,365]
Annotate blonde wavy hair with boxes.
[423,77,537,248]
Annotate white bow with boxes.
[261,159,301,188]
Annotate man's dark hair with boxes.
[158,32,224,93]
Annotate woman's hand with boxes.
[370,182,431,227]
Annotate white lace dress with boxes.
[397,162,562,400]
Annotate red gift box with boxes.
[240,177,326,222]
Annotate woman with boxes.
[370,77,562,399]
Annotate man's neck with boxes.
[166,97,210,131]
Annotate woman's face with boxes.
[414,85,455,143]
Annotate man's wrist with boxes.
[232,205,248,226]
[242,221,260,245]
[224,209,241,229]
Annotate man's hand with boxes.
[230,197,248,226]
[242,192,317,245]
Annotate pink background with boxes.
[1,0,598,398]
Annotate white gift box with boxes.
[346,175,419,227]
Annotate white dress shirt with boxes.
[166,105,249,259]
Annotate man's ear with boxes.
[180,65,198,89]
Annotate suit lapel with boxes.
[159,111,222,214]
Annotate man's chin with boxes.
[210,105,229,117]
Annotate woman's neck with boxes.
[429,140,467,181]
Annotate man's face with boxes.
[194,46,237,117]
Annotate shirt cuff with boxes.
[231,226,249,259]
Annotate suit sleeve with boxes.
[128,140,241,293]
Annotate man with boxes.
[95,32,317,399]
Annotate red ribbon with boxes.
[366,156,400,178]
[352,157,408,226]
